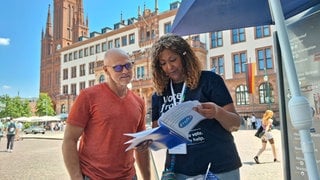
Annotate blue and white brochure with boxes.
[124,100,205,151]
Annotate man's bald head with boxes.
[104,48,129,66]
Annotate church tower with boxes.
[40,0,88,105]
[52,0,88,48]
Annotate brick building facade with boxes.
[40,0,279,121]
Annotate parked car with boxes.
[23,126,46,134]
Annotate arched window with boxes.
[99,75,105,83]
[61,104,66,113]
[235,85,249,105]
[259,82,274,104]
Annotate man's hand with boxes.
[136,139,153,152]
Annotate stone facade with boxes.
[40,0,279,121]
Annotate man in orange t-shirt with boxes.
[62,48,151,180]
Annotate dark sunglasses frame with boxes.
[106,62,133,72]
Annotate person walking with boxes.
[151,34,242,180]
[15,121,23,141]
[5,118,17,152]
[246,116,252,129]
[0,119,4,147]
[254,110,278,164]
[251,113,257,129]
[62,48,151,180]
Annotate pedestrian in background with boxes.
[5,118,17,152]
[62,48,151,180]
[0,119,4,147]
[15,121,23,141]
[254,110,278,164]
[251,113,257,129]
[246,116,252,129]
[151,34,242,180]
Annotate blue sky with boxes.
[0,0,174,98]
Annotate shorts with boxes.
[261,131,274,144]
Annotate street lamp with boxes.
[264,68,271,110]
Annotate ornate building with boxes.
[40,0,89,109]
[40,0,279,121]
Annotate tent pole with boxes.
[268,0,320,179]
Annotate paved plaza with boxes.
[149,127,284,180]
[0,127,284,179]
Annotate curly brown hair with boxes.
[151,34,202,95]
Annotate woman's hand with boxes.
[193,102,241,132]
[193,102,219,119]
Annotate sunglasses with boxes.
[106,62,133,72]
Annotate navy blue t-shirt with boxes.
[152,71,242,175]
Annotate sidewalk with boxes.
[20,130,64,140]
[20,128,284,180]
[234,128,283,180]
[141,127,284,180]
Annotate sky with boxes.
[0,0,175,98]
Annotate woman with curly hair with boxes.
[254,110,278,164]
[151,34,242,180]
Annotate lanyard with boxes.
[166,80,187,171]
[159,80,186,119]
[170,80,186,106]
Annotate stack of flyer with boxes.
[124,100,205,151]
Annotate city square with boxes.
[1,0,319,179]
[0,126,283,180]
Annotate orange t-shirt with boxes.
[67,83,146,179]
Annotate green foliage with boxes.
[36,93,55,116]
[23,122,32,129]
[0,95,32,118]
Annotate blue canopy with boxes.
[171,0,320,35]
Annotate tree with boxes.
[0,95,32,118]
[36,93,55,116]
